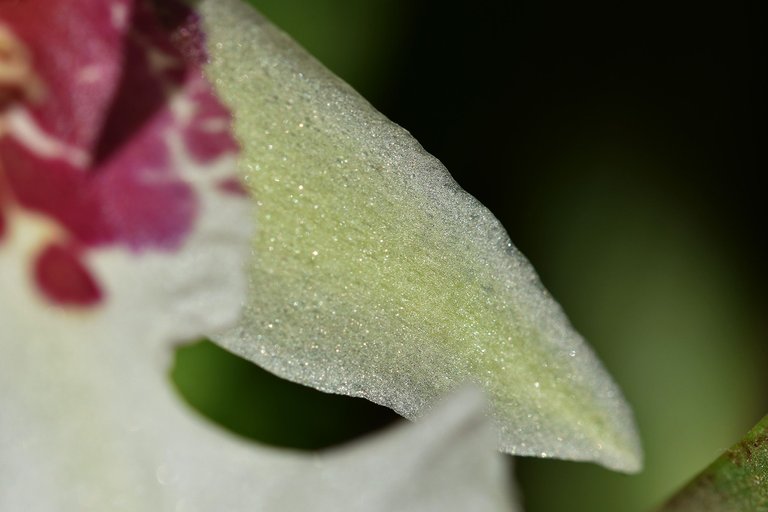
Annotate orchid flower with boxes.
[0,1,515,510]
[0,0,640,510]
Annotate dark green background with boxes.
[173,1,767,510]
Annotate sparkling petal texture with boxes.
[198,0,642,472]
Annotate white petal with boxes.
[197,0,642,472]
[0,304,515,512]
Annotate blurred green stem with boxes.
[657,415,768,512]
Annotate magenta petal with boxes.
[96,114,197,251]
[1,0,244,308]
[0,0,132,154]
[183,87,240,163]
[1,140,112,245]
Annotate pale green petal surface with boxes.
[199,0,642,472]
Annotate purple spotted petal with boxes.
[0,0,243,306]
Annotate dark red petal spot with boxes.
[217,178,249,197]
[93,30,172,165]
[0,165,8,242]
[150,0,209,66]
[1,139,113,246]
[0,207,6,242]
[35,243,103,306]
[183,84,239,163]
[0,195,6,243]
[98,168,197,251]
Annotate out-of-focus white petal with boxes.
[0,156,252,509]
[0,301,516,512]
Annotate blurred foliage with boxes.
[172,340,398,449]
[173,1,766,510]
[243,0,410,99]
[508,155,765,511]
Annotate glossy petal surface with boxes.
[198,0,642,472]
